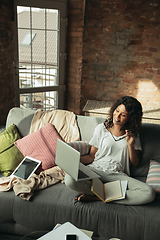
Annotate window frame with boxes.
[14,0,67,110]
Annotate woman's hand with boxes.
[125,130,135,146]
[125,130,140,167]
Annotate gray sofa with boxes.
[0,107,160,240]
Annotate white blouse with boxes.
[88,123,142,176]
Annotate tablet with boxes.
[11,156,41,180]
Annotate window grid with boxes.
[18,7,59,110]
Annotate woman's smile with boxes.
[113,104,129,126]
[114,117,120,122]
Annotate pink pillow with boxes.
[14,123,62,174]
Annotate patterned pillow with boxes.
[67,141,90,156]
[14,123,62,174]
[146,160,160,194]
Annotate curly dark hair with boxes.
[106,96,143,136]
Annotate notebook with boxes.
[10,156,41,180]
[55,139,100,181]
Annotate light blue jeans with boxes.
[65,168,155,205]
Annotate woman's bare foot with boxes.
[75,194,100,202]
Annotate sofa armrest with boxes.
[6,107,36,137]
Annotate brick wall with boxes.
[81,0,160,111]
[0,0,160,125]
[66,0,85,114]
[0,0,16,125]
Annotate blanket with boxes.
[0,109,80,200]
[30,109,80,142]
[0,166,65,201]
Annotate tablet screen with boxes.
[13,157,41,180]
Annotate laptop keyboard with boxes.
[78,170,89,179]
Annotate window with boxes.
[14,0,67,110]
[20,32,36,47]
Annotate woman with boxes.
[65,96,155,205]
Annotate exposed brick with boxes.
[146,68,155,74]
[144,29,160,35]
[137,46,147,51]
[1,0,160,120]
[80,0,160,111]
[148,47,158,52]
[145,40,160,48]
[154,75,160,80]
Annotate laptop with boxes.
[55,139,100,181]
[10,156,41,180]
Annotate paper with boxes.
[114,180,128,201]
[37,222,92,240]
[54,224,93,238]
[91,179,127,203]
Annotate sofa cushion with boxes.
[67,141,90,156]
[130,123,160,178]
[76,115,105,141]
[14,123,62,174]
[9,181,159,240]
[0,123,24,177]
[146,160,160,194]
